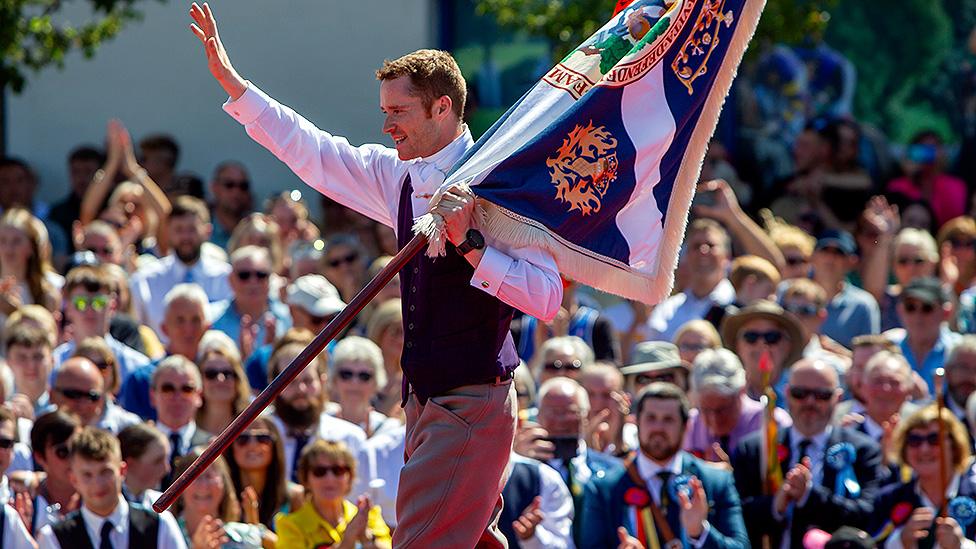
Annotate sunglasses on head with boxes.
[159,383,197,395]
[788,386,834,401]
[896,257,928,266]
[326,252,359,269]
[544,359,583,372]
[782,303,819,317]
[53,443,70,460]
[71,294,109,312]
[203,369,237,381]
[219,179,250,191]
[903,301,936,314]
[337,369,373,382]
[310,464,351,478]
[0,438,15,450]
[741,330,784,345]
[235,433,273,446]
[56,387,102,402]
[905,432,943,448]
[235,270,270,281]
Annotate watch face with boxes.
[467,229,485,249]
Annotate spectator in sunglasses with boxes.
[74,220,125,268]
[780,279,851,370]
[280,439,391,548]
[0,406,35,548]
[620,341,691,394]
[810,229,881,349]
[768,219,816,281]
[672,319,722,367]
[721,300,805,403]
[208,161,254,249]
[210,246,291,359]
[866,228,940,332]
[54,264,150,385]
[148,356,211,478]
[937,216,976,297]
[225,416,296,530]
[870,404,976,547]
[705,254,781,329]
[732,358,884,548]
[895,276,959,395]
[227,213,286,278]
[531,336,594,386]
[195,331,250,435]
[30,410,82,534]
[321,233,369,304]
[57,354,138,434]
[329,337,400,440]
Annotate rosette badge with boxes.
[668,474,693,503]
[949,496,976,527]
[826,442,860,498]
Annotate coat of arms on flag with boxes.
[416,0,765,305]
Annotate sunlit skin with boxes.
[696,390,742,438]
[322,243,366,302]
[160,297,209,358]
[947,349,976,409]
[684,228,730,298]
[637,397,686,462]
[675,330,712,365]
[785,360,841,437]
[862,361,911,425]
[892,243,937,287]
[849,344,884,403]
[0,420,15,472]
[780,294,825,341]
[306,458,353,506]
[232,427,274,471]
[737,318,791,397]
[379,76,461,161]
[780,245,811,280]
[335,360,379,408]
[149,369,203,431]
[279,354,325,411]
[124,438,171,497]
[52,358,105,426]
[65,288,116,341]
[538,345,584,385]
[6,343,53,401]
[211,164,253,218]
[181,465,225,518]
[168,213,210,265]
[811,247,857,298]
[904,424,955,494]
[0,225,32,278]
[201,354,239,404]
[230,254,273,317]
[537,388,586,438]
[80,231,123,266]
[70,454,127,517]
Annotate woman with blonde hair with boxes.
[277,440,391,548]
[196,330,252,434]
[0,208,61,316]
[672,319,722,366]
[366,298,403,416]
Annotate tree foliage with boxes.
[0,0,153,93]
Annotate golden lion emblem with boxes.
[546,121,619,216]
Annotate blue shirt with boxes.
[208,299,292,350]
[898,327,962,395]
[118,358,162,420]
[53,334,150,386]
[820,282,880,348]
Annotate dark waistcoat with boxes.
[52,504,159,549]
[396,175,519,403]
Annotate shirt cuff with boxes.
[689,521,711,548]
[222,81,269,125]
[470,246,511,297]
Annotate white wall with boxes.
[7,0,436,210]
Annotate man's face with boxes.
[539,345,583,384]
[897,298,945,341]
[161,298,208,357]
[149,369,203,430]
[863,361,910,422]
[684,228,729,283]
[947,349,976,407]
[65,289,114,339]
[892,243,936,287]
[230,255,272,307]
[69,159,101,197]
[786,365,839,436]
[70,455,124,516]
[581,372,621,419]
[7,343,53,395]
[290,306,335,335]
[637,398,686,462]
[780,245,811,280]
[80,231,123,266]
[537,389,585,438]
[0,165,35,209]
[211,165,253,216]
[380,76,442,161]
[697,390,742,437]
[167,214,208,264]
[37,431,77,486]
[0,420,15,472]
[849,345,882,402]
[276,361,324,428]
[140,148,175,181]
[811,247,853,283]
[52,365,105,426]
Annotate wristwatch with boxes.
[456,229,485,256]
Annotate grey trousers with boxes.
[392,379,517,548]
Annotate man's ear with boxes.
[435,95,453,119]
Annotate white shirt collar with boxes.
[791,426,832,455]
[636,450,683,487]
[916,472,963,508]
[157,420,196,449]
[81,495,128,539]
[408,126,474,198]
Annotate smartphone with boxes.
[693,188,717,208]
[542,435,580,462]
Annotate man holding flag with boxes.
[187,0,765,545]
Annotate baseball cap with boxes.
[824,527,875,549]
[620,341,687,375]
[286,275,346,317]
[815,229,857,256]
[900,276,947,306]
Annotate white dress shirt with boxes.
[635,451,710,547]
[269,412,366,482]
[154,421,198,457]
[353,425,406,528]
[36,496,186,549]
[883,473,976,549]
[511,453,576,549]
[223,83,562,321]
[129,254,232,336]
[646,279,735,342]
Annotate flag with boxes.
[758,350,783,494]
[416,0,765,304]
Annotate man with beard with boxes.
[208,161,253,248]
[581,383,748,548]
[130,196,232,335]
[266,332,365,482]
[732,359,883,549]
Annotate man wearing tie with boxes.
[732,358,883,548]
[581,382,749,548]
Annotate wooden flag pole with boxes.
[935,367,950,517]
[152,233,428,513]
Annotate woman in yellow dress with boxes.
[277,440,391,549]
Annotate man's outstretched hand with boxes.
[189,2,247,100]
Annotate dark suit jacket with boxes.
[731,425,883,549]
[581,451,749,549]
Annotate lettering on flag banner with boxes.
[415,0,766,305]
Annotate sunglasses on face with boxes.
[158,383,197,395]
[544,359,583,372]
[56,387,102,403]
[784,256,809,266]
[788,386,834,402]
[0,438,15,450]
[326,252,359,269]
[903,301,936,314]
[219,179,251,191]
[71,294,109,312]
[84,246,114,256]
[337,369,373,382]
[782,303,819,317]
[905,432,944,448]
[91,361,112,371]
[235,433,273,446]
[741,330,784,345]
[310,464,351,478]
[950,239,976,249]
[896,257,928,266]
[636,372,676,385]
[235,270,270,281]
[53,443,70,460]
[203,369,237,381]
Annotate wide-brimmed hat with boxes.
[620,341,689,376]
[720,299,805,366]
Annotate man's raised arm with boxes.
[189,2,246,101]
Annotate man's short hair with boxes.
[64,264,112,295]
[68,146,105,165]
[119,423,167,462]
[69,426,120,462]
[376,49,467,119]
[170,195,211,225]
[4,323,52,351]
[946,335,976,371]
[3,305,58,348]
[31,410,79,454]
[729,255,781,290]
[537,376,590,416]
[164,283,210,313]
[635,382,690,423]
[863,350,912,387]
[691,348,746,396]
[851,334,900,353]
[151,355,202,389]
[687,218,731,254]
[782,278,828,308]
[0,157,35,182]
[139,134,180,169]
[230,245,271,267]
